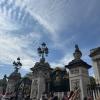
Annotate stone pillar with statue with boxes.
[65,45,91,100]
[30,43,52,100]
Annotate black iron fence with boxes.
[87,83,100,99]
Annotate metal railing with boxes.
[87,84,100,100]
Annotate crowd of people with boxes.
[40,88,100,100]
[40,88,80,100]
[0,88,100,100]
[0,88,79,100]
[0,92,30,100]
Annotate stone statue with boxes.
[73,44,82,60]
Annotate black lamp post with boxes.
[37,42,49,59]
[13,57,22,72]
[13,57,22,100]
[37,43,49,93]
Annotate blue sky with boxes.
[0,0,100,78]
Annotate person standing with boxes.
[62,92,69,100]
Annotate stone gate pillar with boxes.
[30,58,52,100]
[90,47,100,83]
[65,45,91,100]
[6,57,22,97]
[30,43,52,100]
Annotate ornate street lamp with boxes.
[37,42,49,59]
[12,57,22,100]
[13,57,22,72]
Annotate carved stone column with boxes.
[65,45,91,100]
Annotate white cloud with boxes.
[60,54,73,65]
[50,54,73,68]
[0,73,4,79]
[0,13,20,31]
[12,0,65,37]
[0,32,41,70]
[21,59,35,70]
[0,0,42,72]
